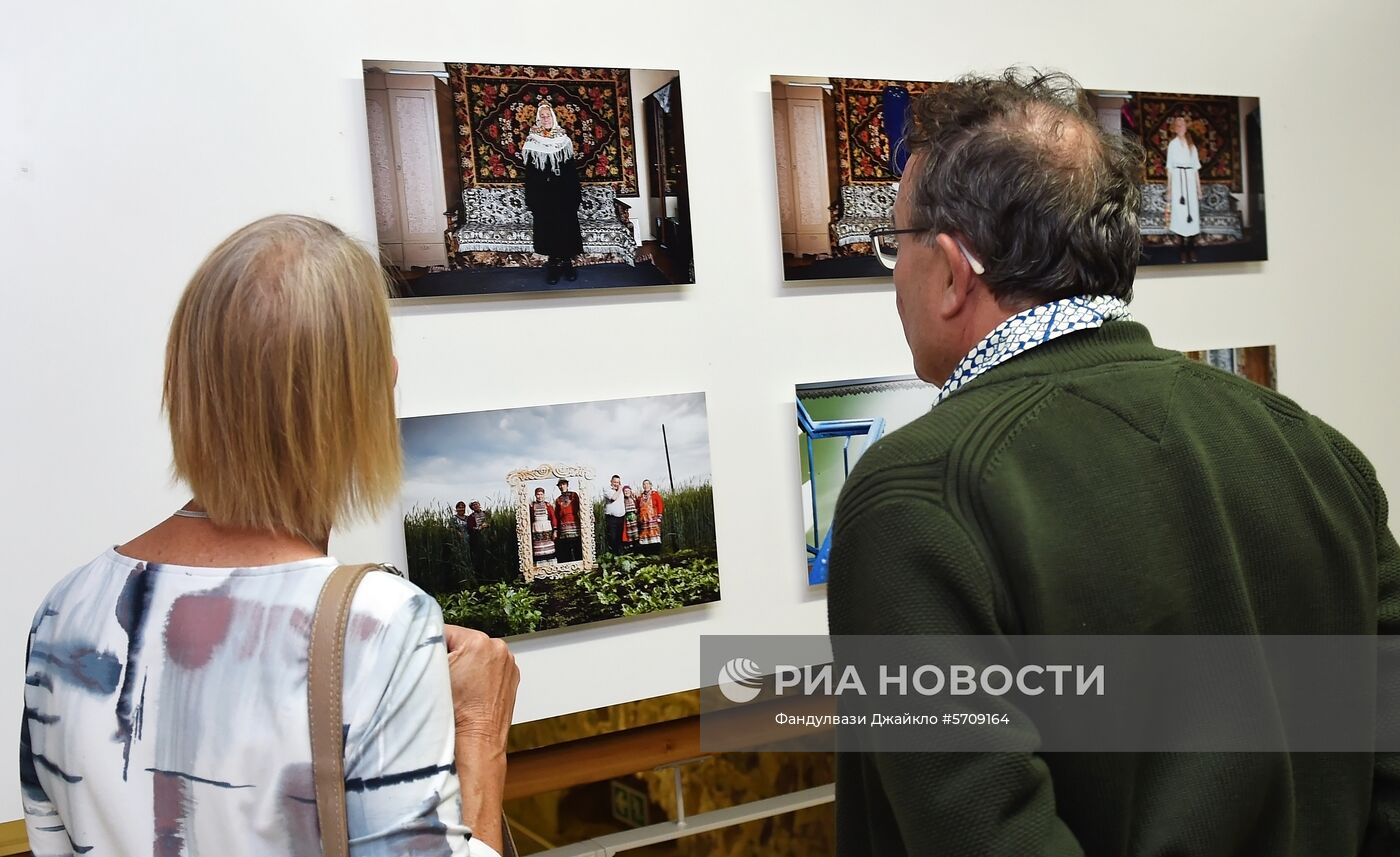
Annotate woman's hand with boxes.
[444,625,518,852]
[443,624,518,747]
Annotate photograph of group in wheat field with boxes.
[399,392,719,637]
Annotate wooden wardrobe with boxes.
[771,81,838,258]
[363,69,458,269]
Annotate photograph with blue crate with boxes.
[796,376,936,585]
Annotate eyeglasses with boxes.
[868,227,986,275]
[868,227,917,270]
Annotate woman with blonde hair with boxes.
[20,215,517,856]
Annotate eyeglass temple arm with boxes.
[954,238,986,276]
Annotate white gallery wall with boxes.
[3,0,1398,825]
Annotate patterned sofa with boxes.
[830,183,898,255]
[1139,182,1244,242]
[447,186,637,268]
[830,181,1245,251]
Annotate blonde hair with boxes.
[163,215,401,539]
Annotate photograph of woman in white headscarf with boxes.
[360,60,696,298]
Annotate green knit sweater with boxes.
[827,321,1400,856]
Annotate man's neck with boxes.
[936,298,1024,383]
[968,294,1034,345]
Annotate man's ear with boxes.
[933,232,976,320]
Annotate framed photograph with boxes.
[399,392,719,637]
[1183,344,1277,389]
[769,75,1267,282]
[1089,90,1267,265]
[771,76,933,282]
[363,60,694,298]
[796,375,936,584]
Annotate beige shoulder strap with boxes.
[308,563,382,857]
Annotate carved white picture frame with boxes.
[508,464,598,582]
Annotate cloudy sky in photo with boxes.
[400,392,712,512]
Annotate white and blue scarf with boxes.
[934,295,1131,406]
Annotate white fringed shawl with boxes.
[522,104,575,174]
[522,131,574,173]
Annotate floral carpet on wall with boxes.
[1133,92,1243,192]
[832,78,937,185]
[450,64,639,196]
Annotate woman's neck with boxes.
[118,505,329,568]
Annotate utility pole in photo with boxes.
[662,423,675,493]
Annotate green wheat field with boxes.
[403,481,719,637]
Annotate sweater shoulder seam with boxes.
[1053,368,1179,445]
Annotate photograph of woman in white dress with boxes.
[1165,115,1203,263]
[1086,90,1265,265]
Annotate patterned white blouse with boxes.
[21,548,499,857]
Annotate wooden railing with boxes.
[504,693,835,799]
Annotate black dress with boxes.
[524,157,584,260]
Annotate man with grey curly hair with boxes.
[828,69,1398,855]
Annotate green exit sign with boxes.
[610,780,649,829]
